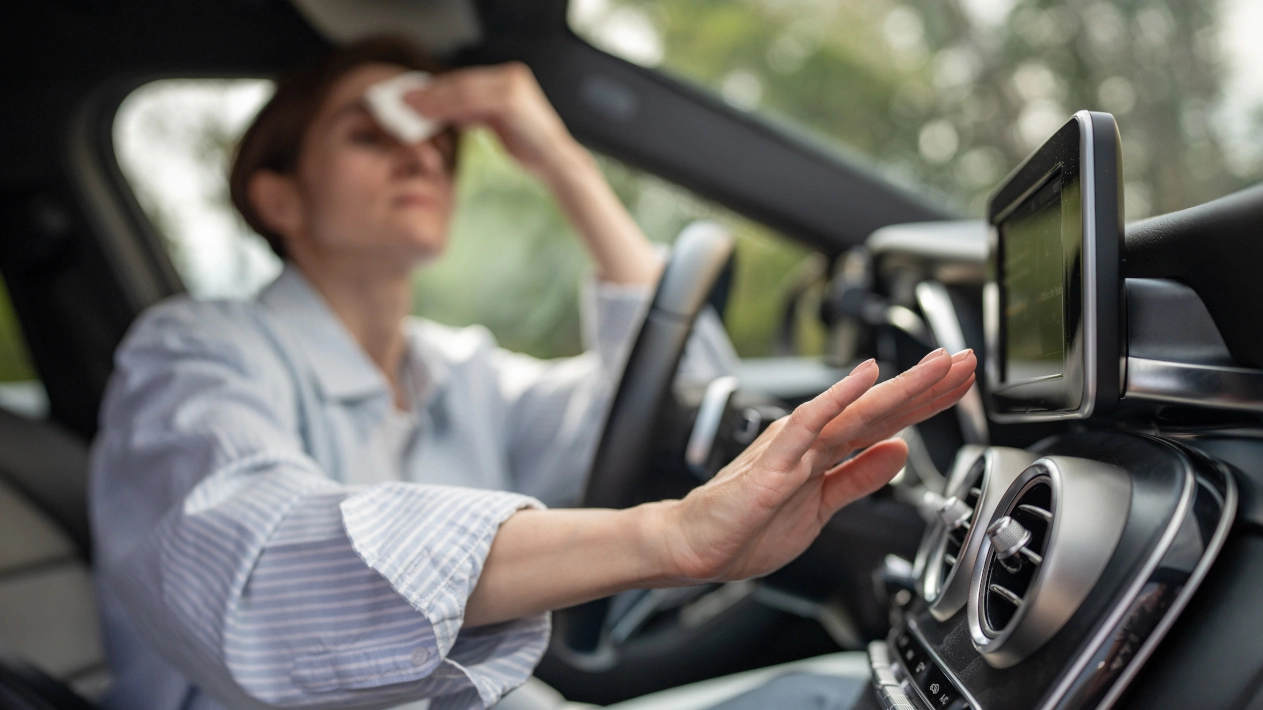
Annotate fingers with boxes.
[919,347,947,365]
[816,349,954,445]
[761,359,878,473]
[819,438,909,516]
[841,350,976,445]
[406,63,541,126]
[852,374,976,450]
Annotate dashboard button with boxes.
[920,666,958,708]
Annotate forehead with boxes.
[318,62,411,122]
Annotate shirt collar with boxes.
[256,263,453,413]
[257,264,391,402]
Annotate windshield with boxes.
[571,0,1263,220]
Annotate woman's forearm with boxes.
[540,143,663,286]
[463,351,978,630]
[464,501,678,628]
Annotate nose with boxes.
[394,137,446,178]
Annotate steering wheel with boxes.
[553,221,735,665]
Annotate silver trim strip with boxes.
[1080,110,1100,420]
[1040,461,1194,708]
[1096,463,1237,708]
[685,375,740,477]
[915,281,989,445]
[1125,356,1263,413]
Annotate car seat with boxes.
[0,406,105,708]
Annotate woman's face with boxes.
[287,63,457,268]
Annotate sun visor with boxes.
[288,0,483,57]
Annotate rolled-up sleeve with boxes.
[92,301,546,710]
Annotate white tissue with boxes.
[364,71,441,144]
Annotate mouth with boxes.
[392,193,435,208]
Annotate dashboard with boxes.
[852,110,1263,709]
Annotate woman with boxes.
[90,38,976,710]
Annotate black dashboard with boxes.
[851,110,1263,709]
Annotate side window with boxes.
[114,79,825,359]
[570,0,1263,220]
[0,276,48,419]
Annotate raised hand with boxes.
[404,62,578,181]
[659,348,977,584]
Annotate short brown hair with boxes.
[229,36,456,258]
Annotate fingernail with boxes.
[850,358,876,375]
[918,348,946,364]
[951,348,974,361]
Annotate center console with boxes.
[861,111,1240,709]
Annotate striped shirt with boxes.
[90,264,737,710]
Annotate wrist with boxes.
[628,499,690,586]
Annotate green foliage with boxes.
[578,0,1260,219]
[0,278,35,383]
[415,129,826,359]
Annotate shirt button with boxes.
[411,647,430,667]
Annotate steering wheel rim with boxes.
[583,221,735,510]
[557,221,735,662]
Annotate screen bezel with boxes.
[984,111,1123,422]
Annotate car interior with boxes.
[2,1,1263,709]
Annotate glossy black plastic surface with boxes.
[893,431,1231,709]
[1124,183,1263,368]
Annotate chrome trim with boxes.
[685,375,740,478]
[1035,464,1192,708]
[1095,463,1237,708]
[1080,110,1101,421]
[968,456,1132,668]
[984,110,1106,423]
[1125,356,1263,413]
[926,447,1037,621]
[915,281,989,445]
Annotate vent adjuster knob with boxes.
[937,496,972,530]
[987,516,1031,565]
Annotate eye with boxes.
[347,122,392,147]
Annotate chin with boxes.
[393,234,447,267]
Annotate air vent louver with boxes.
[981,478,1053,635]
[937,479,983,591]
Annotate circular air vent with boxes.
[928,460,984,600]
[980,477,1053,635]
[968,457,1131,669]
[922,447,1037,622]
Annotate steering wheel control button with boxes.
[986,515,1031,561]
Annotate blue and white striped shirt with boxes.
[90,264,737,710]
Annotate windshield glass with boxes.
[571,0,1263,220]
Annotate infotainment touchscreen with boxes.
[985,111,1123,422]
[1001,173,1064,386]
